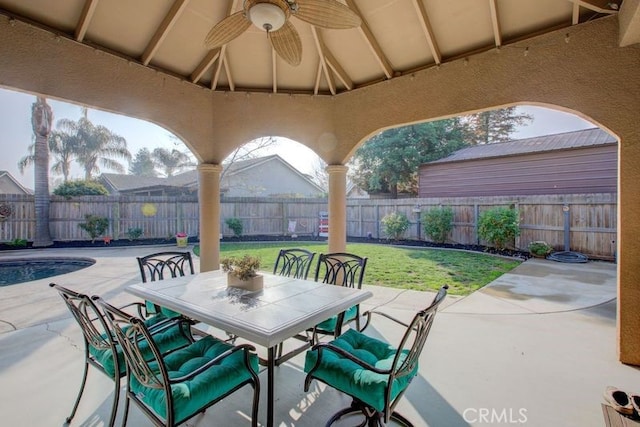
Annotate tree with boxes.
[152,147,193,177]
[57,108,131,179]
[48,130,79,182]
[30,97,53,247]
[461,107,532,145]
[351,119,467,198]
[310,156,328,192]
[130,148,158,177]
[19,123,79,183]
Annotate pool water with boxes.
[0,258,95,286]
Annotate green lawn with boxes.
[218,242,521,296]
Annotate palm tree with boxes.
[30,97,53,247]
[18,131,77,182]
[48,130,79,182]
[152,147,193,177]
[58,108,131,179]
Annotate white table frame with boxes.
[126,270,372,427]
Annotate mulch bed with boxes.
[0,235,531,259]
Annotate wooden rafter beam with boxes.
[75,0,99,42]
[572,2,581,24]
[488,0,502,47]
[314,61,323,95]
[410,0,441,65]
[345,0,393,79]
[272,49,278,93]
[142,0,190,65]
[190,0,238,88]
[314,29,353,90]
[191,49,220,83]
[311,27,336,95]
[566,0,619,15]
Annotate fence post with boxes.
[474,203,479,245]
[112,200,120,239]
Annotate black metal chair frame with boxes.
[136,250,196,317]
[271,248,317,365]
[273,248,316,280]
[312,252,368,341]
[304,285,449,427]
[50,284,192,427]
[96,297,261,427]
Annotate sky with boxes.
[0,87,595,190]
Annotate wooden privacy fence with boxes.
[0,193,617,260]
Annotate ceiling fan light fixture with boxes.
[248,3,286,32]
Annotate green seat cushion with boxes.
[130,336,259,424]
[315,305,358,334]
[304,329,416,412]
[89,314,191,377]
[145,301,182,318]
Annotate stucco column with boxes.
[327,165,348,253]
[197,164,222,272]
[618,135,640,365]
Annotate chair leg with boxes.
[121,393,131,427]
[107,375,120,427]
[66,360,90,423]
[326,400,414,427]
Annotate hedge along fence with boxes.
[0,193,616,260]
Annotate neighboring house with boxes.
[346,181,369,199]
[418,128,617,198]
[0,171,32,195]
[100,155,324,198]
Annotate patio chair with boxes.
[272,248,317,363]
[304,285,449,427]
[136,251,195,317]
[273,248,316,279]
[311,252,368,341]
[95,296,261,427]
[49,284,194,427]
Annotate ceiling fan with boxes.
[204,0,361,66]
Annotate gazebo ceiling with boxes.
[0,0,622,96]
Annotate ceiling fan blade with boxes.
[269,21,302,66]
[204,11,252,49]
[294,0,361,29]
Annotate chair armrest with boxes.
[311,342,391,375]
[360,309,409,332]
[169,343,257,383]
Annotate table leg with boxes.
[267,346,275,427]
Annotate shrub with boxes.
[127,227,144,241]
[225,217,243,237]
[54,180,109,198]
[78,214,109,242]
[6,238,27,247]
[477,207,520,249]
[422,206,453,243]
[528,241,553,257]
[381,212,410,240]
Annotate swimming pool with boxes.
[0,257,95,286]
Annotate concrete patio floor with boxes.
[0,245,635,426]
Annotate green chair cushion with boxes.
[145,301,182,318]
[130,336,259,424]
[304,329,416,412]
[315,305,358,334]
[89,314,191,377]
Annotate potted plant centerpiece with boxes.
[528,241,553,258]
[221,255,263,291]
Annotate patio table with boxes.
[126,269,372,427]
